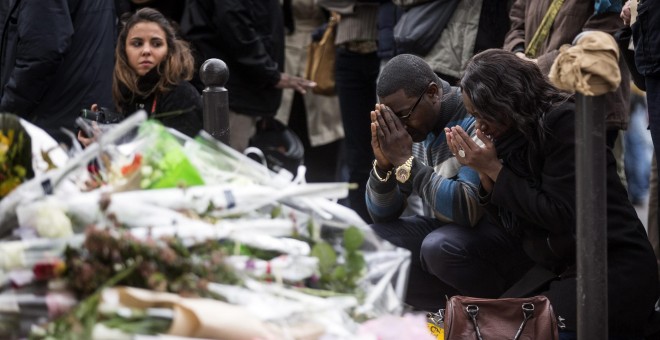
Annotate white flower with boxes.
[0,241,26,270]
[17,198,73,238]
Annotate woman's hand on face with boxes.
[445,125,502,180]
[374,104,413,166]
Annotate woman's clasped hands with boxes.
[444,126,502,192]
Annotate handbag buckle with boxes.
[466,305,484,340]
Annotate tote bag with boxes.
[304,13,338,95]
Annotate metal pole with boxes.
[200,58,230,144]
[575,93,608,340]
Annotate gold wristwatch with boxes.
[395,156,414,183]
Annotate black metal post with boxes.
[575,93,608,339]
[200,58,230,144]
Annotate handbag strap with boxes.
[465,303,535,340]
[466,305,484,340]
[525,0,565,58]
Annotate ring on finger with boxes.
[458,149,466,158]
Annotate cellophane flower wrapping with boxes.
[0,118,412,340]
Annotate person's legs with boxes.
[370,215,459,311]
[646,76,660,282]
[613,129,628,191]
[649,154,660,281]
[335,48,380,223]
[371,215,533,310]
[625,100,653,204]
[228,110,257,152]
[287,92,341,183]
[646,75,660,191]
[420,216,533,298]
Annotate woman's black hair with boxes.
[460,49,570,152]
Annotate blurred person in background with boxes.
[624,85,652,206]
[115,0,185,23]
[275,1,345,183]
[317,0,382,223]
[504,0,630,150]
[622,0,660,286]
[416,0,511,85]
[180,0,315,152]
[0,0,116,146]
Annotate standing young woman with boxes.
[446,49,658,339]
[79,7,202,144]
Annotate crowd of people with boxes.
[1,0,659,338]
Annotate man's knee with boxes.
[420,227,471,271]
[369,221,394,241]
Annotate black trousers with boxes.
[334,48,380,223]
[371,215,533,311]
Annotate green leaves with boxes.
[343,226,364,252]
[101,312,171,335]
[311,241,337,276]
[310,226,366,294]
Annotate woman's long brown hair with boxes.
[112,8,194,111]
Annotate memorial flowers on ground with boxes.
[0,114,412,339]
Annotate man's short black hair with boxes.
[377,54,439,99]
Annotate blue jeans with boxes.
[334,48,380,223]
[370,215,533,311]
[625,98,653,202]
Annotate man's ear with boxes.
[428,82,441,103]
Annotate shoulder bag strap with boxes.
[525,0,565,58]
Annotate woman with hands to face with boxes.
[444,110,506,193]
[448,49,658,338]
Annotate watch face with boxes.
[396,168,410,182]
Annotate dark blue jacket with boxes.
[180,0,285,118]
[0,0,116,144]
[377,1,400,61]
[633,0,660,76]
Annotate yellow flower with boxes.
[0,177,21,197]
[0,130,10,156]
[0,127,31,198]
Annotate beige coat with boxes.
[424,0,483,79]
[275,0,344,147]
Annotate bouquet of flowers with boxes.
[0,115,412,339]
[0,114,34,199]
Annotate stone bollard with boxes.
[200,58,230,144]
